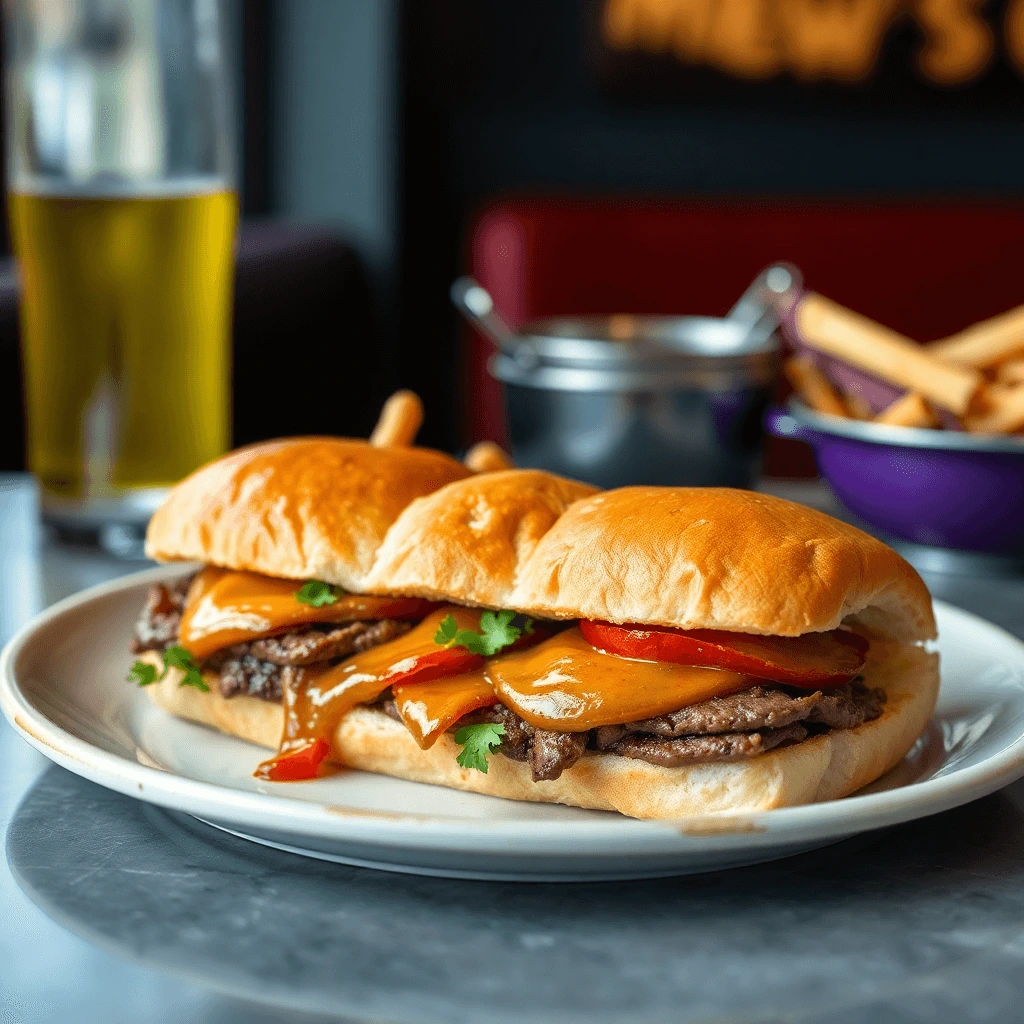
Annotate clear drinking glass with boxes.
[5,0,237,542]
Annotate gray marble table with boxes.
[3,473,1024,1024]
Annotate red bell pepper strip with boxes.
[579,619,867,688]
[256,737,332,782]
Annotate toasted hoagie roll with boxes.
[136,450,937,819]
[145,436,472,591]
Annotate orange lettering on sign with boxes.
[1005,0,1024,74]
[709,0,781,79]
[603,0,716,62]
[774,0,902,81]
[602,0,1009,85]
[914,0,993,83]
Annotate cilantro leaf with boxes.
[128,660,158,687]
[433,614,494,654]
[454,723,506,773]
[478,610,522,656]
[453,628,487,654]
[162,645,209,692]
[295,580,343,607]
[434,610,533,657]
[434,613,460,646]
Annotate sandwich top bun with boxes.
[365,469,599,608]
[145,437,471,591]
[507,488,936,642]
[147,435,934,644]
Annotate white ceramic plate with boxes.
[4,567,1024,881]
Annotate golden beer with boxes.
[10,189,237,503]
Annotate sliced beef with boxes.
[429,678,886,779]
[137,605,416,703]
[377,696,402,722]
[594,685,822,747]
[247,619,412,666]
[530,730,588,782]
[594,680,885,748]
[457,703,587,782]
[599,722,809,767]
[590,680,884,768]
[130,575,196,653]
[465,703,534,762]
[214,620,412,702]
[807,680,885,729]
[376,696,585,782]
[217,652,283,701]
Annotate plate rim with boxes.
[4,566,1024,856]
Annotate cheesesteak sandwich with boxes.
[131,429,938,816]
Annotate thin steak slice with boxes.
[131,575,196,653]
[377,683,886,779]
[247,619,412,666]
[599,722,809,767]
[218,653,283,701]
[215,621,414,702]
[455,703,587,782]
[530,729,588,782]
[594,685,822,747]
[807,680,885,729]
[593,680,885,748]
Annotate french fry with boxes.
[783,355,849,417]
[844,394,874,420]
[464,440,515,473]
[964,384,1024,435]
[874,393,939,429]
[795,294,982,416]
[369,390,424,447]
[996,358,1024,386]
[929,305,1024,368]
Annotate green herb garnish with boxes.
[434,610,531,657]
[163,645,208,691]
[454,723,506,773]
[295,580,344,607]
[129,646,208,692]
[128,661,158,687]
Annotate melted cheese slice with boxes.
[392,672,497,749]
[485,627,751,731]
[178,567,432,661]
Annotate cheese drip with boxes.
[178,566,435,661]
[269,606,483,757]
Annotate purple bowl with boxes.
[766,402,1024,556]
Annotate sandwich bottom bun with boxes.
[141,641,938,819]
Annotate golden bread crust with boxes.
[146,448,932,642]
[507,488,936,641]
[144,438,470,591]
[364,469,599,607]
[143,642,938,819]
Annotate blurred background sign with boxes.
[594,0,1024,105]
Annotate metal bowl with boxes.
[491,315,779,489]
[767,401,1024,560]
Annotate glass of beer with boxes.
[5,0,237,544]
